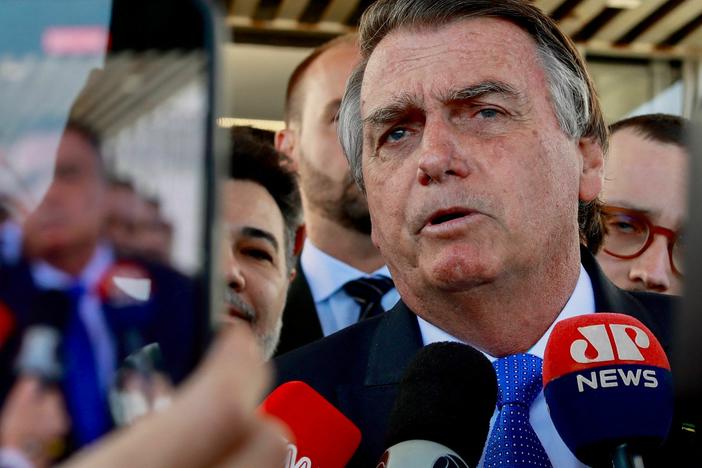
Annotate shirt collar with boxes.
[300,238,392,303]
[418,263,595,362]
[32,243,115,291]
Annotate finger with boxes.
[216,416,288,468]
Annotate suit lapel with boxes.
[335,302,423,465]
[275,259,324,355]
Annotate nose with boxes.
[226,250,246,292]
[628,235,671,293]
[416,117,470,185]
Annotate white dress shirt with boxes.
[418,264,595,468]
[300,239,400,336]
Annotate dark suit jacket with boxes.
[275,259,323,356]
[275,248,693,467]
[0,254,199,445]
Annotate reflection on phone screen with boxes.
[0,0,215,454]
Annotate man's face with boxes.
[360,19,602,312]
[291,44,370,233]
[221,180,291,359]
[596,128,687,294]
[23,129,106,259]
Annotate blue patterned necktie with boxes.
[342,276,394,321]
[484,354,552,468]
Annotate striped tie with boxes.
[342,276,394,321]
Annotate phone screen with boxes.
[0,0,218,449]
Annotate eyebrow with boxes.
[362,80,521,129]
[235,226,280,252]
[363,92,423,128]
[440,81,520,103]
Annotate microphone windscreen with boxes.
[543,313,673,465]
[0,301,15,345]
[386,341,497,467]
[29,289,72,329]
[260,380,361,468]
[16,290,72,380]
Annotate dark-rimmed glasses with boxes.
[601,205,683,276]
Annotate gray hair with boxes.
[337,0,607,252]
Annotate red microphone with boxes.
[260,381,361,468]
[0,300,15,346]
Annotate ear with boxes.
[293,224,306,257]
[577,136,604,203]
[275,129,297,159]
[288,224,306,283]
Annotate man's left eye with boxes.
[478,108,499,118]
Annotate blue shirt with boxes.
[300,239,400,337]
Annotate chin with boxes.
[424,251,500,291]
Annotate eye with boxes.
[241,247,273,263]
[385,127,407,143]
[477,108,499,119]
[606,215,644,235]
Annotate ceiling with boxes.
[223,0,702,57]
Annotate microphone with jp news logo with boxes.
[378,342,497,468]
[260,381,361,468]
[543,313,673,467]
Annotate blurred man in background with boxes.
[596,114,688,295]
[274,35,399,355]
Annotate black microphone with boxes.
[15,290,72,383]
[378,341,497,467]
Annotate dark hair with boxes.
[338,0,608,252]
[229,126,302,269]
[283,34,357,125]
[609,113,689,148]
[64,119,106,178]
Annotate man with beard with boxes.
[274,35,399,355]
[222,128,302,360]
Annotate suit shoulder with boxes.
[274,315,381,389]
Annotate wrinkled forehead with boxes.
[360,18,540,113]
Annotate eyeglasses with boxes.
[601,205,683,276]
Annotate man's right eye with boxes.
[385,128,407,143]
[241,248,273,263]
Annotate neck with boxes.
[42,242,97,277]
[406,242,582,357]
[304,213,384,273]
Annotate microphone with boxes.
[15,290,72,382]
[543,313,673,467]
[260,380,361,468]
[379,342,497,467]
[0,300,16,346]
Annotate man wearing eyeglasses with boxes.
[597,113,688,295]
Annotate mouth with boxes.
[227,305,254,324]
[426,208,475,226]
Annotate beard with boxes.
[223,288,282,361]
[299,155,372,235]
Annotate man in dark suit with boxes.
[275,1,694,466]
[274,35,399,355]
